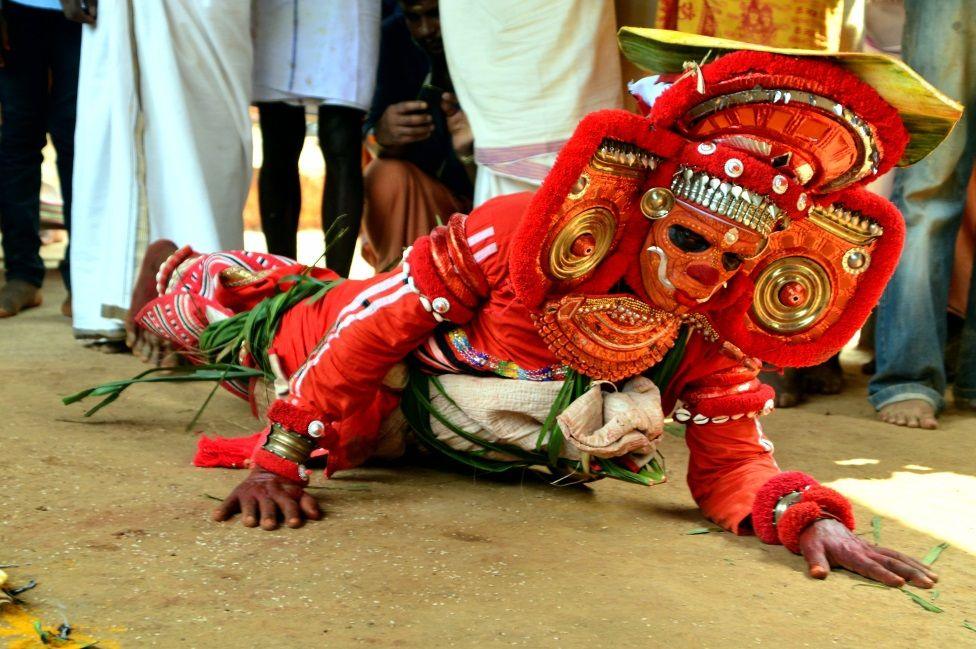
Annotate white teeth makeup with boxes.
[646,246,675,291]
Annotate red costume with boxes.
[118,37,960,553]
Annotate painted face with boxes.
[639,199,766,312]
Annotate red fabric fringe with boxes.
[193,432,264,469]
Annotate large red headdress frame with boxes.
[510,43,960,368]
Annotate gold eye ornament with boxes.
[547,207,617,280]
[751,256,831,333]
[640,187,674,220]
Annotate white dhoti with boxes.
[252,0,380,109]
[440,0,623,206]
[70,0,252,339]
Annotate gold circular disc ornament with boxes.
[547,207,617,280]
[751,256,832,333]
[640,187,674,219]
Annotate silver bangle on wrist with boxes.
[773,490,804,525]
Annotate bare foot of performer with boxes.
[126,239,179,366]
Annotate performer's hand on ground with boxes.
[213,466,322,530]
[376,100,434,148]
[798,518,937,588]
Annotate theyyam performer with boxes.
[67,30,962,588]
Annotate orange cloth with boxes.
[361,158,467,273]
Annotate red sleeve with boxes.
[667,335,781,533]
[264,213,493,473]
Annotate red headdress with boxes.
[510,32,961,375]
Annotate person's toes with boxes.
[906,415,921,428]
[920,416,938,430]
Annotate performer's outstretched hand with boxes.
[798,519,937,588]
[213,467,322,530]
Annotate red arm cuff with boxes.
[777,486,856,553]
[406,215,489,324]
[266,400,337,447]
[251,447,308,486]
[750,471,820,544]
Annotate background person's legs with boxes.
[317,105,365,277]
[46,10,82,309]
[256,102,306,260]
[0,2,51,316]
[957,254,976,409]
[868,0,976,428]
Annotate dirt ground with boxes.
[2,274,975,648]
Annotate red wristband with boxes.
[266,401,336,448]
[774,485,856,553]
[251,447,308,486]
[751,471,819,544]
[776,501,823,553]
[801,485,856,530]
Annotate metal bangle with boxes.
[773,490,804,525]
[263,424,315,465]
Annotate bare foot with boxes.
[762,368,802,408]
[0,280,42,318]
[126,239,179,365]
[878,399,938,429]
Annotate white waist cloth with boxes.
[251,0,380,110]
[422,374,661,469]
[70,0,252,338]
[440,0,623,203]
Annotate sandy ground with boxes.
[2,274,975,649]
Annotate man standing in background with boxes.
[870,0,976,428]
[252,0,380,276]
[0,0,80,318]
[439,0,623,206]
[62,0,252,357]
[361,0,475,273]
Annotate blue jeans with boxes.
[869,0,976,411]
[0,1,80,289]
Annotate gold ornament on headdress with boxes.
[751,256,831,333]
[670,167,783,237]
[547,207,617,280]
